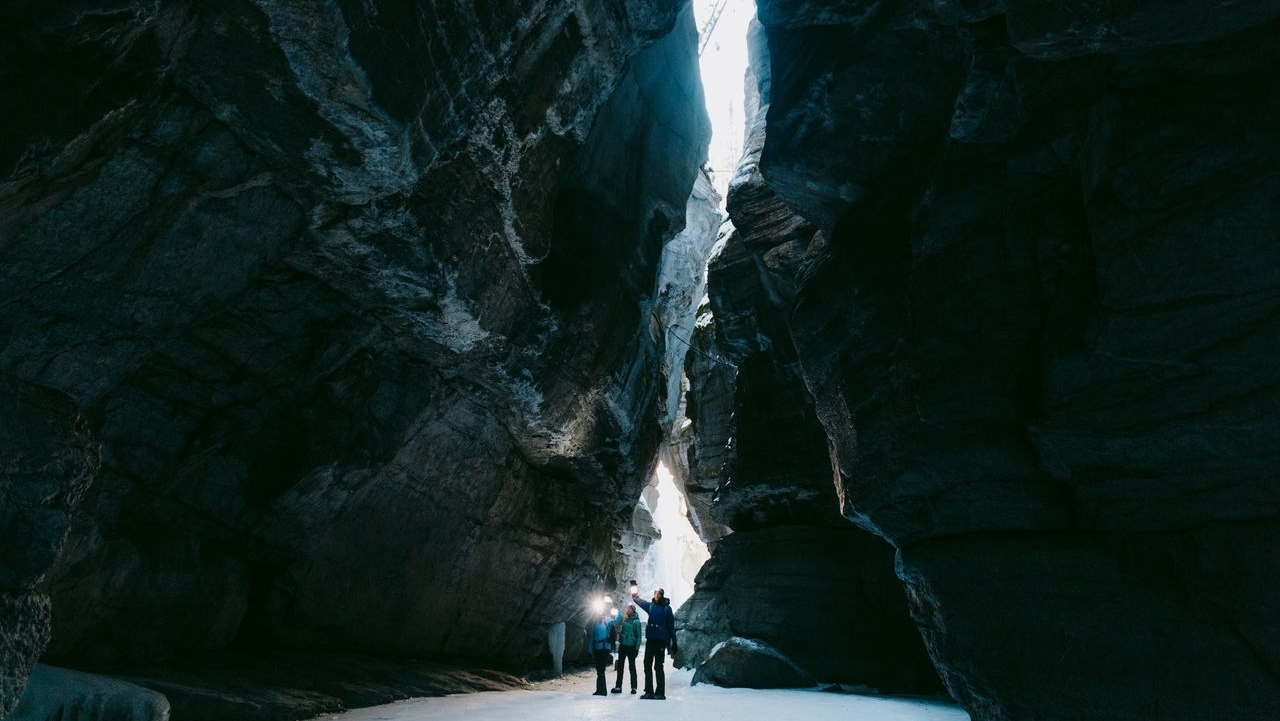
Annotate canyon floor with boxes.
[328,667,970,721]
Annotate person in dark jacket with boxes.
[612,604,643,694]
[631,586,677,700]
[588,597,619,696]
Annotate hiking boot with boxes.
[611,687,621,694]
[640,693,656,700]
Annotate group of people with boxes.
[588,582,678,700]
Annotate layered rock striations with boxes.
[1,0,709,706]
[693,0,1280,719]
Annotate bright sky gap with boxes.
[694,0,756,200]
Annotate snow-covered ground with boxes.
[328,667,970,721]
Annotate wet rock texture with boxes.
[1,0,708,701]
[694,0,1280,719]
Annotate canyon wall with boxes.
[1,0,709,708]
[687,0,1280,718]
[677,17,941,694]
[4,0,1279,719]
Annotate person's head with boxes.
[653,587,665,602]
[626,604,637,618]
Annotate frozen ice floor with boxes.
[328,667,971,721]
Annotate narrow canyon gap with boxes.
[2,2,1279,721]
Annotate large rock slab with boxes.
[691,636,813,689]
[9,666,169,721]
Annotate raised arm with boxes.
[631,594,652,614]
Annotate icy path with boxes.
[328,668,970,721]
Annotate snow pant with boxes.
[593,650,612,694]
[643,639,668,696]
[614,643,639,690]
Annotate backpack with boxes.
[587,618,615,653]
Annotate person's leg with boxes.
[627,647,638,691]
[654,642,667,698]
[612,652,623,692]
[594,651,609,695]
[642,643,656,696]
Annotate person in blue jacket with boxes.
[588,598,619,696]
[631,586,677,700]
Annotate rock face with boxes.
[677,17,943,696]
[692,1,1280,719]
[0,378,99,715]
[1,0,709,698]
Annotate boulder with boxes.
[9,666,169,721]
[691,636,814,689]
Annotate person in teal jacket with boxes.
[588,599,619,696]
[611,604,643,694]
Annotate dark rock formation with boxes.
[678,299,737,543]
[678,525,940,693]
[2,0,709,707]
[691,0,1280,719]
[677,17,942,696]
[690,636,813,689]
[0,378,99,715]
